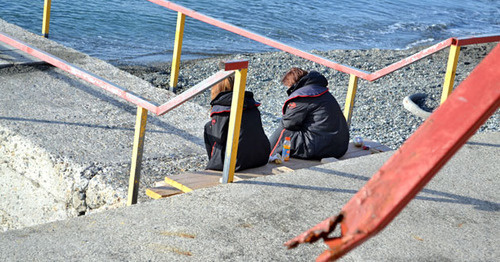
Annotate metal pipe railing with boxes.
[0,32,248,204]
[0,32,159,112]
[40,0,499,125]
[144,0,499,126]
[285,42,500,261]
[157,70,234,115]
[367,38,454,81]
[146,0,370,81]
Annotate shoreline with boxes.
[119,43,499,149]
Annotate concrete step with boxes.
[146,139,393,199]
[2,132,497,261]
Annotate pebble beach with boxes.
[119,42,499,151]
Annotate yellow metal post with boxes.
[221,68,248,183]
[440,44,461,104]
[127,107,148,206]
[169,12,186,92]
[343,74,359,127]
[42,0,52,38]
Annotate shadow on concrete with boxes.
[301,166,500,212]
[236,180,358,194]
[46,67,205,146]
[465,141,500,148]
[0,116,170,134]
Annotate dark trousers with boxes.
[269,123,294,156]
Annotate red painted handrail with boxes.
[147,0,499,81]
[368,38,454,81]
[0,32,244,116]
[157,70,234,115]
[453,34,500,46]
[285,43,500,261]
[156,60,248,115]
[146,0,371,80]
[0,32,159,113]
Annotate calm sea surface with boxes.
[1,0,499,64]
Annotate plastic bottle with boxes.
[282,137,291,161]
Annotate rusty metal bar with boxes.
[221,60,249,184]
[0,32,159,113]
[157,70,234,115]
[146,0,371,80]
[285,43,500,261]
[453,34,500,46]
[42,0,52,38]
[127,107,149,206]
[224,60,251,71]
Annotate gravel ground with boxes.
[118,42,499,150]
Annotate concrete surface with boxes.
[0,131,498,261]
[0,41,46,68]
[0,18,212,224]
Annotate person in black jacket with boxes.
[204,76,270,171]
[269,67,349,160]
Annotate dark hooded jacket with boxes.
[204,91,270,171]
[269,71,349,159]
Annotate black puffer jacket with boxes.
[269,71,349,159]
[204,91,270,171]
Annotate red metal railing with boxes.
[0,32,237,117]
[147,0,371,80]
[35,0,500,127]
[146,0,499,126]
[0,32,158,112]
[285,43,500,261]
[147,0,500,81]
[368,34,500,81]
[453,34,500,46]
[0,31,245,205]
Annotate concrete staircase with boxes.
[146,139,392,199]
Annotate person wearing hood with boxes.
[269,67,349,160]
[204,75,270,171]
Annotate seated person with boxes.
[204,76,270,171]
[269,67,349,159]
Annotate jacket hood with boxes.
[210,91,258,107]
[210,91,260,116]
[287,71,328,96]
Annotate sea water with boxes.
[0,0,498,64]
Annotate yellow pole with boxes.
[42,0,52,38]
[440,44,461,104]
[127,107,148,206]
[343,74,359,127]
[221,68,248,183]
[169,12,186,92]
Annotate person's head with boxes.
[281,67,308,88]
[211,75,234,101]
